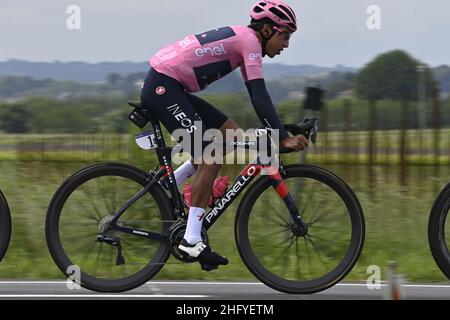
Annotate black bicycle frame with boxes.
[109,114,308,242]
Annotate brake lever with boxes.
[308,119,319,146]
[309,127,317,145]
[284,117,320,146]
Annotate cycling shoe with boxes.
[178,239,228,271]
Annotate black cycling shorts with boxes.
[140,68,229,157]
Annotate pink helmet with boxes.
[250,1,298,33]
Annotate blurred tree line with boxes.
[0,50,449,134]
[0,96,130,133]
[1,94,448,134]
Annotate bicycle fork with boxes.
[266,165,309,236]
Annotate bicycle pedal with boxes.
[200,263,218,272]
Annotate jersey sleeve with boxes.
[245,79,289,142]
[239,33,264,82]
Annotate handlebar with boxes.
[278,117,320,154]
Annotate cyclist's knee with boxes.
[219,119,239,130]
[197,162,222,172]
[219,119,241,137]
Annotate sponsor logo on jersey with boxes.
[195,44,227,57]
[166,104,197,133]
[156,86,166,95]
[248,53,263,62]
[178,36,195,49]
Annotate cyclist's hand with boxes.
[280,134,309,151]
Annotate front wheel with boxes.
[45,163,174,292]
[0,190,11,263]
[428,183,450,279]
[235,164,365,294]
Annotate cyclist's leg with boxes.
[141,69,229,268]
[179,118,240,270]
[178,95,241,269]
[180,103,240,269]
[141,70,215,185]
[173,160,197,186]
[185,93,241,211]
[186,93,229,133]
[185,92,243,192]
[141,68,204,145]
[169,93,239,186]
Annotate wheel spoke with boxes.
[75,200,101,223]
[49,166,173,291]
[110,176,119,213]
[271,233,295,249]
[91,242,104,276]
[251,226,290,242]
[305,235,332,269]
[80,183,104,220]
[96,177,113,215]
[304,237,313,274]
[78,240,100,267]
[242,166,363,293]
[276,234,296,261]
[297,183,316,217]
[295,237,301,279]
[270,210,290,226]
[268,234,295,272]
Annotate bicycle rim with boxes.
[236,165,364,294]
[46,164,173,292]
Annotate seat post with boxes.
[147,114,166,149]
[148,115,185,217]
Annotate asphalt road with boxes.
[0,281,449,300]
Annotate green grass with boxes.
[1,129,449,165]
[0,160,449,284]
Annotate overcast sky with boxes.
[0,0,448,67]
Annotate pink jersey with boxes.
[150,25,263,92]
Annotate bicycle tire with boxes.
[0,190,11,263]
[235,164,365,294]
[46,163,174,292]
[428,182,450,279]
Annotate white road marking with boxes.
[0,281,450,289]
[0,294,208,298]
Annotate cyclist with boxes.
[140,0,308,270]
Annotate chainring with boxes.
[168,218,209,262]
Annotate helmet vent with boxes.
[279,5,296,21]
[253,6,264,13]
[269,7,289,21]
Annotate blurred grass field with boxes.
[0,130,449,283]
[0,161,448,283]
[1,129,449,164]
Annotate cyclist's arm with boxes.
[238,31,288,142]
[245,79,289,142]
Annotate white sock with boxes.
[184,206,205,244]
[174,160,196,186]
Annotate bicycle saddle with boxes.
[128,101,144,110]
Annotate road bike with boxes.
[428,182,450,279]
[0,189,11,263]
[45,101,365,294]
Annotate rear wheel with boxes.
[235,164,365,294]
[46,163,174,292]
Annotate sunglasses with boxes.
[273,26,292,41]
